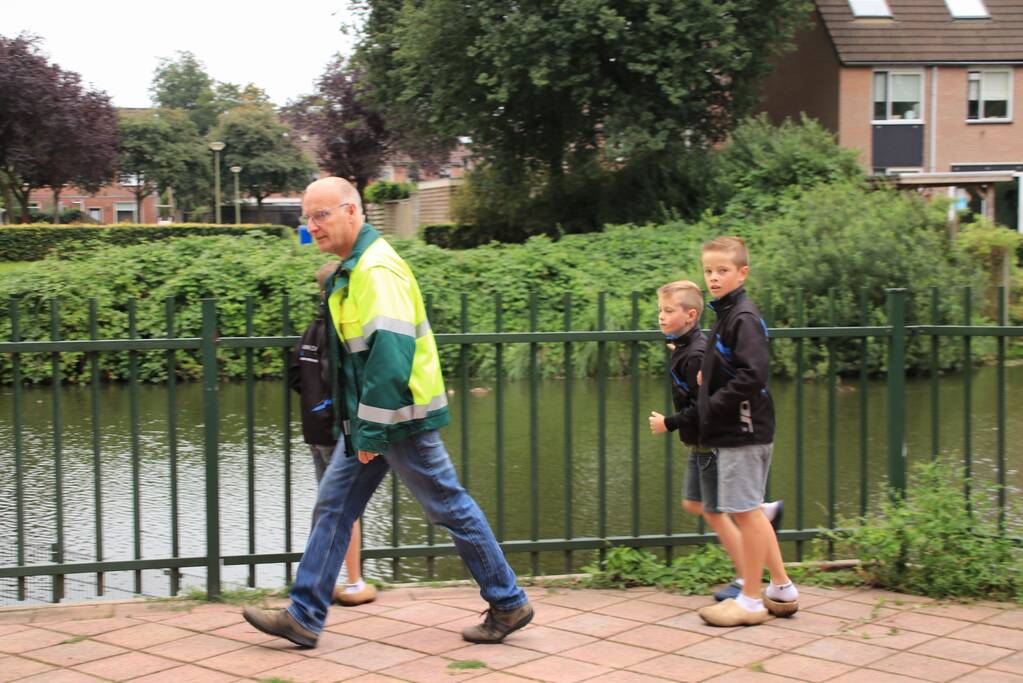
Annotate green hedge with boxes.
[0,180,1010,385]
[419,222,492,249]
[364,181,415,204]
[0,223,290,262]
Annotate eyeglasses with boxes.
[301,202,351,225]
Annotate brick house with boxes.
[23,181,161,224]
[758,0,1023,229]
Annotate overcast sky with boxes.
[2,1,359,108]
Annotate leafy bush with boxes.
[364,180,415,204]
[419,222,492,249]
[24,208,87,224]
[0,223,289,261]
[0,234,328,384]
[452,147,713,242]
[739,181,989,376]
[826,459,1023,601]
[584,544,734,593]
[0,177,1003,384]
[712,113,864,219]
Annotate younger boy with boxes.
[649,281,782,603]
[681,237,798,626]
[289,260,376,606]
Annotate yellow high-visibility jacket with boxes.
[324,223,448,453]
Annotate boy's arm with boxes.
[663,348,703,432]
[705,313,769,419]
[669,348,704,439]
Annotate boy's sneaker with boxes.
[242,606,318,648]
[698,598,771,627]
[713,581,743,602]
[462,602,534,643]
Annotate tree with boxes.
[210,106,317,221]
[0,34,119,223]
[282,57,392,199]
[213,82,272,112]
[355,0,811,229]
[150,51,220,135]
[117,109,209,220]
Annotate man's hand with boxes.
[649,411,667,435]
[357,450,378,464]
[697,370,703,386]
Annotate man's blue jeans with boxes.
[288,429,527,633]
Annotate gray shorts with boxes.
[310,443,336,483]
[715,443,773,513]
[683,450,719,514]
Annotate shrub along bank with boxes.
[0,223,290,262]
[0,179,1010,385]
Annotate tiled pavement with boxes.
[1,584,1022,682]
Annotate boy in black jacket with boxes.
[680,237,798,627]
[288,260,376,606]
[649,281,782,604]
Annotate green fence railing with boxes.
[1,287,1019,602]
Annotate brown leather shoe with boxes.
[698,598,771,627]
[242,605,318,648]
[333,583,378,606]
[461,602,534,643]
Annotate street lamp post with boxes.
[209,141,225,224]
[230,166,242,224]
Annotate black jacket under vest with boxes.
[680,287,775,447]
[288,311,336,446]
[662,324,706,446]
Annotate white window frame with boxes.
[849,0,892,18]
[872,69,926,124]
[88,207,103,223]
[967,68,1013,123]
[944,0,989,19]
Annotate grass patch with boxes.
[63,635,88,644]
[180,585,288,604]
[447,660,487,670]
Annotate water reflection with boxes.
[1,365,1019,605]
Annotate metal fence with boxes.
[1,287,1019,602]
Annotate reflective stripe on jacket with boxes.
[324,223,449,453]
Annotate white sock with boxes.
[735,592,764,612]
[765,581,799,602]
[734,577,745,587]
[761,501,780,522]
[343,579,366,594]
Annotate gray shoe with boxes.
[461,602,534,644]
[243,605,318,648]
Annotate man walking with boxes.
[243,177,533,648]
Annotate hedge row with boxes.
[1,180,1012,386]
[0,223,291,262]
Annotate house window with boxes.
[945,0,989,19]
[873,71,923,121]
[968,70,1011,120]
[849,0,892,18]
[115,202,136,223]
[88,207,103,223]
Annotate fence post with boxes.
[886,288,907,498]
[201,298,221,599]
